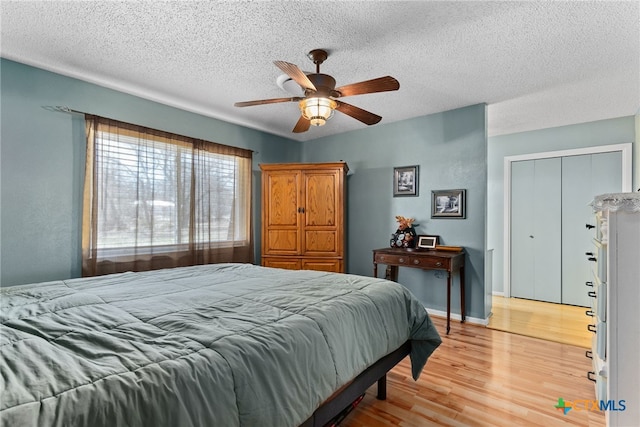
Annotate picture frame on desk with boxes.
[416,235,439,249]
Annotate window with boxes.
[82,116,252,276]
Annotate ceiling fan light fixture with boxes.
[300,97,337,126]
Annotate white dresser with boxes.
[586,193,640,426]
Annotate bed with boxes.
[0,263,441,427]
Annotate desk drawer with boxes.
[375,253,450,270]
[413,256,450,269]
[375,253,409,265]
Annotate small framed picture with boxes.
[416,235,439,249]
[432,189,466,218]
[393,165,419,197]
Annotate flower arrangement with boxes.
[395,215,416,230]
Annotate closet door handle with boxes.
[297,207,305,213]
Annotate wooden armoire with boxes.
[260,162,348,273]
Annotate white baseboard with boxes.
[425,308,489,326]
[492,291,504,297]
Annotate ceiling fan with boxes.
[234,49,400,133]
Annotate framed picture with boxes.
[432,189,466,218]
[393,165,419,197]
[416,235,439,249]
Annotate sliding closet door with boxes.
[561,152,622,306]
[511,161,535,300]
[511,158,562,303]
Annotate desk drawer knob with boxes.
[398,257,405,263]
[413,259,420,265]
[435,262,442,267]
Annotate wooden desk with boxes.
[373,247,465,334]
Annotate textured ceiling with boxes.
[1,1,638,142]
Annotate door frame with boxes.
[503,143,632,298]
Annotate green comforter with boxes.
[1,263,441,427]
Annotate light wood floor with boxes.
[487,296,591,348]
[342,316,603,427]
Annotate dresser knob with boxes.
[586,310,594,317]
[585,281,594,287]
[586,224,595,230]
[586,350,593,359]
[587,371,596,382]
[413,259,420,265]
[587,324,597,333]
[587,257,597,262]
[399,258,405,263]
[436,262,442,267]
[588,291,596,298]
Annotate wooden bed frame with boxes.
[300,340,411,427]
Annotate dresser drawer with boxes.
[596,282,606,322]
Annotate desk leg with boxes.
[373,263,378,278]
[385,265,399,282]
[460,266,466,324]
[446,272,452,335]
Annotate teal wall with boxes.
[0,59,301,286]
[8,57,635,322]
[487,116,637,294]
[0,58,497,322]
[302,104,489,320]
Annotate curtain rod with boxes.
[42,105,84,115]
[42,105,257,154]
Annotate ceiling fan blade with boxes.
[234,97,301,107]
[335,76,399,97]
[292,116,311,133]
[274,61,317,92]
[335,101,382,125]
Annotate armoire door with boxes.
[262,170,302,256]
[302,168,343,258]
[561,152,622,306]
[511,157,562,303]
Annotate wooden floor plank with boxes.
[341,316,604,427]
[487,296,591,348]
